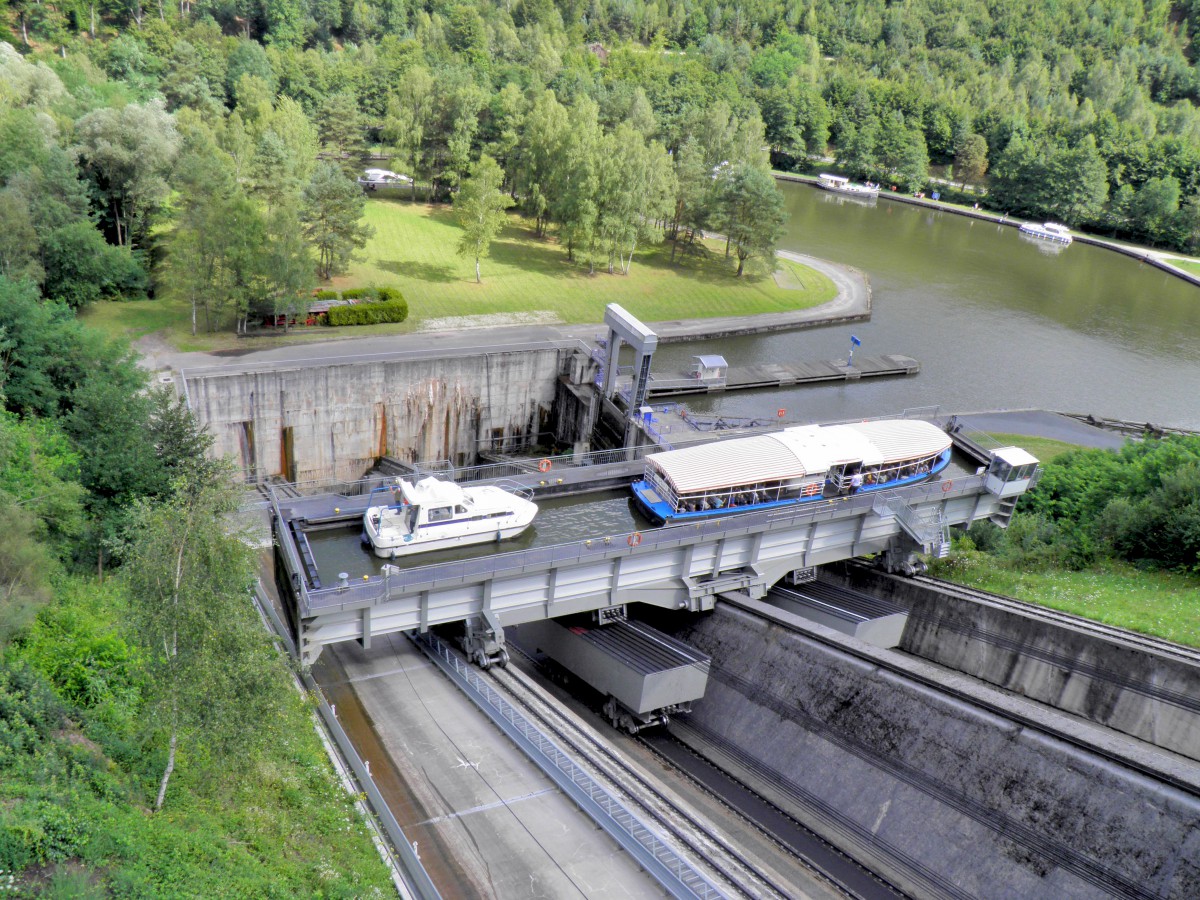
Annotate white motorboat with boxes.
[363,476,538,558]
[1018,221,1072,244]
[816,173,880,197]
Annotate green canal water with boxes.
[652,182,1200,429]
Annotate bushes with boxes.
[326,298,408,326]
[948,435,1200,574]
[339,287,373,301]
[313,289,338,300]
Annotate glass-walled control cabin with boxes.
[985,447,1040,498]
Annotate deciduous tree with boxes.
[454,155,513,284]
[712,164,787,276]
[123,476,288,811]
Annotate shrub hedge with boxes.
[313,289,338,300]
[340,287,374,301]
[326,298,408,326]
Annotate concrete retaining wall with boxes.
[186,349,563,483]
[827,566,1200,762]
[673,604,1200,898]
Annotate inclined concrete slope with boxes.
[314,633,664,898]
[671,603,1200,900]
[832,566,1200,762]
[138,253,870,376]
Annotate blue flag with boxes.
[850,335,862,346]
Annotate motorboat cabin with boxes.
[363,476,537,558]
[632,419,953,525]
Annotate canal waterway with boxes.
[652,183,1200,429]
[306,490,654,583]
[305,448,983,582]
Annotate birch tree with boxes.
[455,155,513,284]
[123,476,287,812]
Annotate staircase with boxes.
[874,494,952,557]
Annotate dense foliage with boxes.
[326,296,408,323]
[950,435,1200,573]
[0,286,392,890]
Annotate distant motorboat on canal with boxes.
[363,477,537,558]
[631,419,954,526]
[817,173,881,198]
[1018,221,1073,245]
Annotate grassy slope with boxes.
[0,577,394,896]
[933,430,1200,646]
[929,559,1200,647]
[983,432,1083,463]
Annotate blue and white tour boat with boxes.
[631,419,953,526]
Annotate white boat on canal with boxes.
[1018,221,1073,245]
[816,173,880,198]
[631,419,953,526]
[363,476,538,558]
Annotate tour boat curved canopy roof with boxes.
[646,420,952,494]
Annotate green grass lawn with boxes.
[984,432,1092,463]
[335,199,836,326]
[84,200,837,352]
[1167,257,1200,276]
[930,557,1200,647]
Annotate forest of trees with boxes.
[2,0,1200,336]
[2,1,1200,889]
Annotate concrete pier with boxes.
[642,354,919,398]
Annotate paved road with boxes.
[957,409,1129,451]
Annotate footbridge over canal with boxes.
[275,451,1037,666]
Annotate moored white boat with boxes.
[1018,221,1072,244]
[363,476,537,558]
[817,173,880,197]
[632,419,953,526]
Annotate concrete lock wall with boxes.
[673,605,1200,899]
[186,349,564,483]
[826,566,1200,762]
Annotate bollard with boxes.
[338,572,349,590]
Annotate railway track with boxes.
[487,656,796,900]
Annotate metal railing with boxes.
[300,474,989,613]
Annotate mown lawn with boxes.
[334,199,836,325]
[85,199,836,352]
[983,432,1088,463]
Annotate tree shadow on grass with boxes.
[377,260,458,283]
[629,241,775,287]
[488,234,595,280]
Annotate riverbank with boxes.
[774,172,1200,288]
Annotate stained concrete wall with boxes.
[186,348,566,483]
[672,604,1200,899]
[826,566,1200,763]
